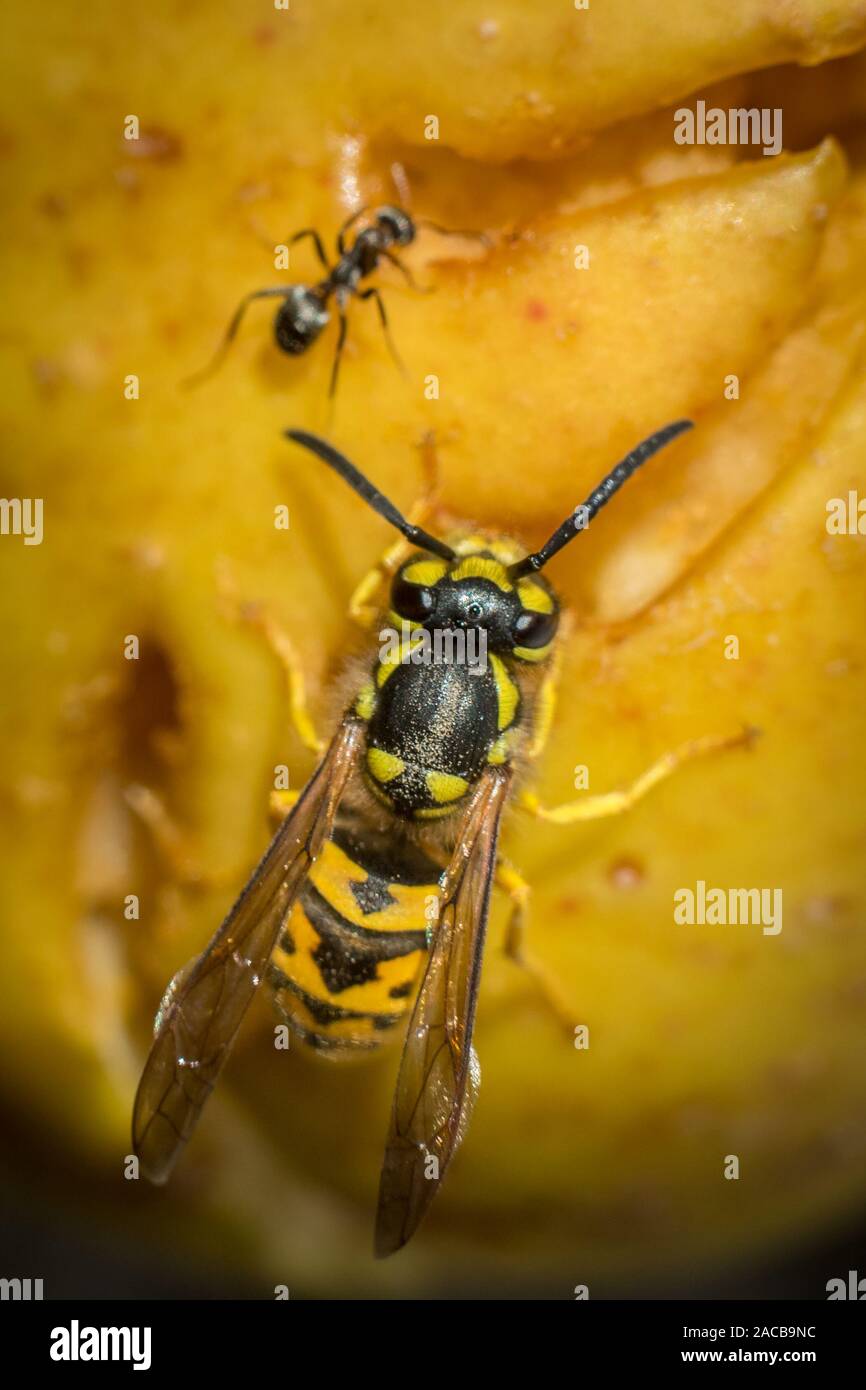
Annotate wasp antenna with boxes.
[285,430,455,561]
[508,419,694,579]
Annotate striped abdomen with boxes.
[267,815,440,1053]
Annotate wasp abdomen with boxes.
[268,817,439,1053]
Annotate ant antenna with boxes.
[390,160,490,244]
[415,218,491,245]
[390,160,414,210]
[286,430,455,561]
[508,420,694,579]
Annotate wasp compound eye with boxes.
[274,288,329,355]
[391,572,437,621]
[513,608,559,649]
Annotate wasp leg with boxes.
[287,227,330,272]
[519,725,759,824]
[216,565,324,754]
[183,287,290,388]
[497,859,575,1034]
[348,432,441,629]
[358,286,406,378]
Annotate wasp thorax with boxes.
[391,552,559,661]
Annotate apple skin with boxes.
[1,1,865,1296]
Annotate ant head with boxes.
[376,205,415,247]
[274,287,329,356]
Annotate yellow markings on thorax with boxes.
[488,652,520,731]
[487,732,514,765]
[375,633,423,687]
[367,746,404,784]
[355,679,376,720]
[425,769,469,804]
[414,802,460,820]
[387,610,422,631]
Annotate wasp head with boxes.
[390,543,559,664]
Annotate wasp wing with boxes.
[374,766,512,1256]
[132,717,364,1184]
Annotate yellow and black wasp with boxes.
[133,419,750,1256]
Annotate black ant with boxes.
[186,205,485,398]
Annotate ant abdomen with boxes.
[274,287,329,356]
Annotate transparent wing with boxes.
[374,766,512,1256]
[132,717,364,1183]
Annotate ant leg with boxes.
[328,309,349,400]
[380,248,433,294]
[288,228,330,271]
[183,288,289,388]
[518,726,759,824]
[358,286,405,377]
[347,432,441,628]
[336,205,369,256]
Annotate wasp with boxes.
[186,204,485,399]
[132,419,752,1255]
